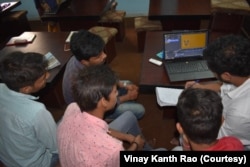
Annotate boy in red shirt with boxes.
[175,88,243,151]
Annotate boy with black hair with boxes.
[62,29,145,120]
[0,52,59,166]
[58,65,165,166]
[175,88,243,151]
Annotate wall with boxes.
[0,0,149,20]
[117,0,149,17]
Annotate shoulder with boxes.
[59,103,83,123]
[63,57,83,81]
[64,103,81,115]
[218,136,244,150]
[65,56,83,71]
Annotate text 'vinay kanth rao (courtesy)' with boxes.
[120,152,249,166]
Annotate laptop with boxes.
[43,0,70,15]
[163,30,215,82]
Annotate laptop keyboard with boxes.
[167,61,209,73]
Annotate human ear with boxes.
[100,97,108,108]
[176,122,184,135]
[19,86,32,94]
[221,72,231,82]
[80,59,89,66]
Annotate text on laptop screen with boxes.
[164,31,207,60]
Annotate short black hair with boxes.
[203,35,250,77]
[72,64,118,112]
[70,29,105,61]
[177,88,223,144]
[0,51,48,91]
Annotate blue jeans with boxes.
[105,101,145,120]
[105,88,145,120]
[109,111,152,150]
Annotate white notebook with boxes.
[155,87,183,106]
[6,32,36,46]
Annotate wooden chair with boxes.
[33,0,60,32]
[209,11,245,42]
[209,0,249,41]
[98,1,126,41]
[134,16,162,52]
[88,26,118,63]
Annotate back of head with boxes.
[177,88,223,144]
[203,35,250,77]
[72,64,118,112]
[0,51,48,91]
[70,29,105,61]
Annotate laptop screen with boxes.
[163,30,208,60]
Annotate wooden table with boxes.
[0,32,72,108]
[148,0,211,30]
[0,32,71,83]
[139,31,216,94]
[140,31,184,122]
[41,0,111,31]
[139,31,182,93]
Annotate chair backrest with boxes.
[33,0,59,16]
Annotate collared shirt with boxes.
[57,103,124,167]
[0,83,58,167]
[62,56,84,105]
[218,78,250,147]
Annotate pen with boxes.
[190,80,200,88]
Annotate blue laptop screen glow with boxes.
[164,31,208,60]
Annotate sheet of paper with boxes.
[155,87,183,106]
